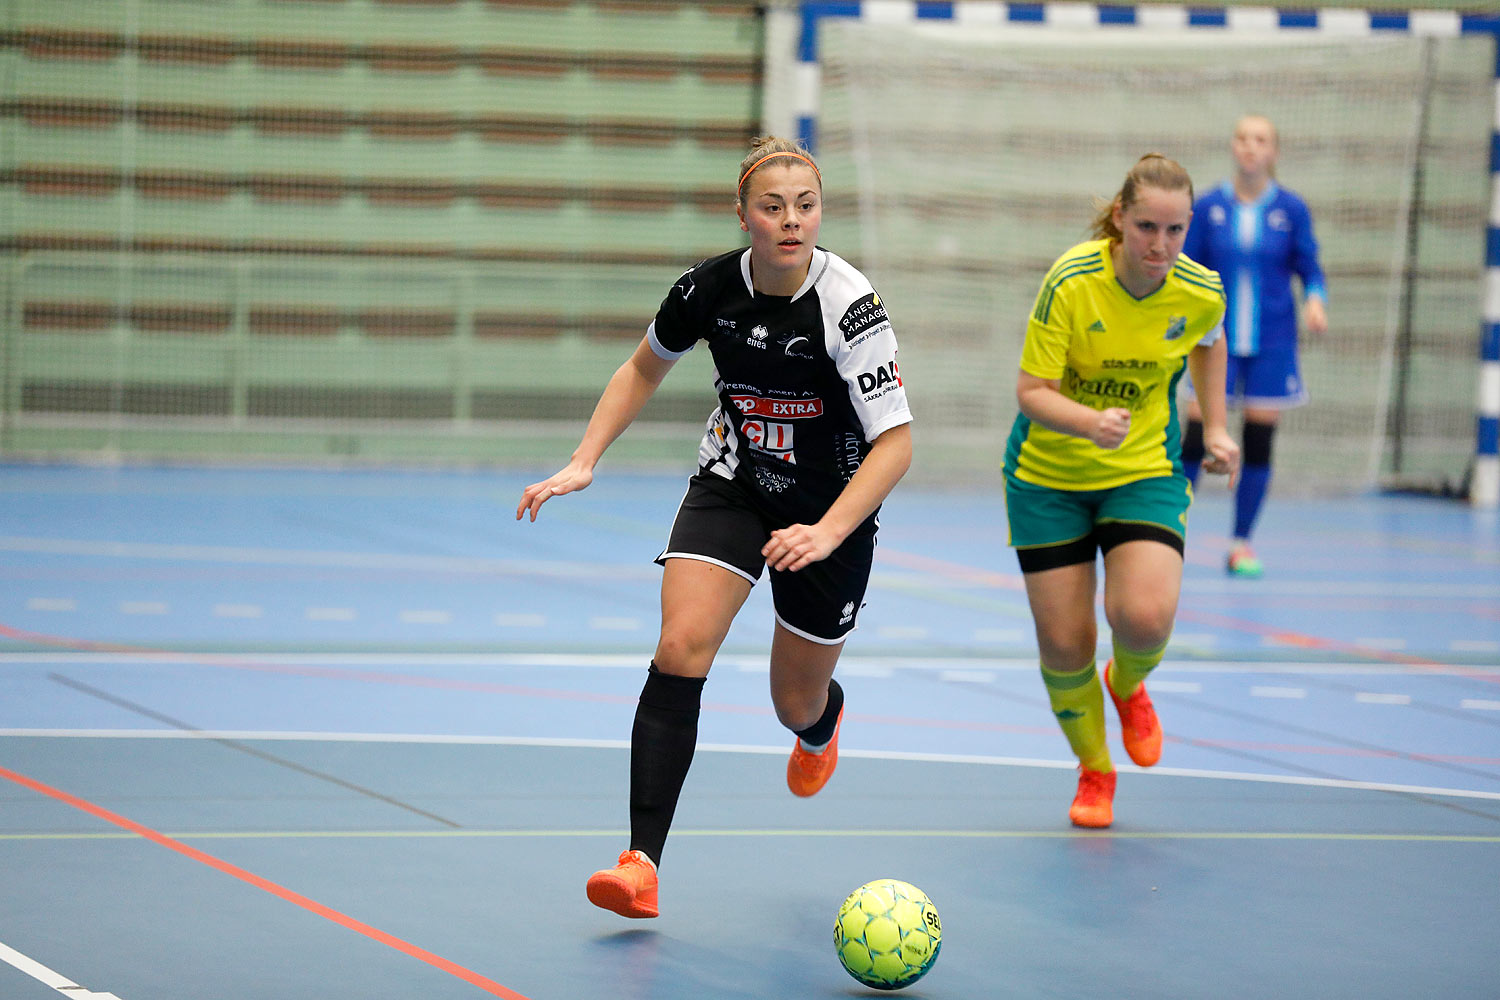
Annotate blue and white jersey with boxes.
[1183,181,1326,358]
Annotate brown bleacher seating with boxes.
[251,40,351,70]
[129,303,232,333]
[23,300,232,334]
[355,309,457,338]
[12,30,759,84]
[245,173,346,202]
[473,312,645,340]
[21,299,656,342]
[4,233,707,269]
[5,98,754,146]
[248,306,343,337]
[474,0,762,12]
[8,163,730,213]
[23,300,113,331]
[139,35,236,65]
[136,172,235,200]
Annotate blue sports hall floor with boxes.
[1,462,1497,999]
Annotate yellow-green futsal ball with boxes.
[834,879,942,990]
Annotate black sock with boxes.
[628,663,706,868]
[793,678,844,749]
[1181,419,1205,488]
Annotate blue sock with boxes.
[1234,463,1271,540]
[1233,421,1276,543]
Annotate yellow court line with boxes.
[3,828,1498,844]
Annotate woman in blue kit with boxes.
[1180,114,1328,577]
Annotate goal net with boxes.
[813,21,1493,495]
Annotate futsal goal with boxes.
[768,7,1495,497]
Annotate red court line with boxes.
[1171,607,1500,677]
[877,548,1500,680]
[0,764,532,1000]
[877,547,1026,589]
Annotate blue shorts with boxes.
[1225,348,1307,410]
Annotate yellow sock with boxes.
[1108,638,1170,700]
[1040,660,1111,772]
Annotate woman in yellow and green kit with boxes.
[1003,154,1240,828]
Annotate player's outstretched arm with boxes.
[762,422,912,573]
[516,338,675,522]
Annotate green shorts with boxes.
[1003,473,1192,573]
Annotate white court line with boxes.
[939,670,995,683]
[1356,692,1413,706]
[5,535,1498,597]
[1145,680,1202,694]
[1252,686,1308,699]
[0,939,123,999]
[495,613,546,627]
[1,652,1496,677]
[0,535,658,579]
[25,598,76,612]
[2,729,1498,803]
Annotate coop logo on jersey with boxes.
[747,324,769,349]
[857,360,902,400]
[839,292,891,343]
[743,419,795,462]
[730,395,824,419]
[1163,315,1186,341]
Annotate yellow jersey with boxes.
[1004,238,1225,491]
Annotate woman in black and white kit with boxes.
[516,136,913,919]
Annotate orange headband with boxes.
[736,151,822,199]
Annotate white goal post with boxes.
[762,2,1500,505]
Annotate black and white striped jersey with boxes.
[648,246,912,518]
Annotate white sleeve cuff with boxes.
[647,321,693,361]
